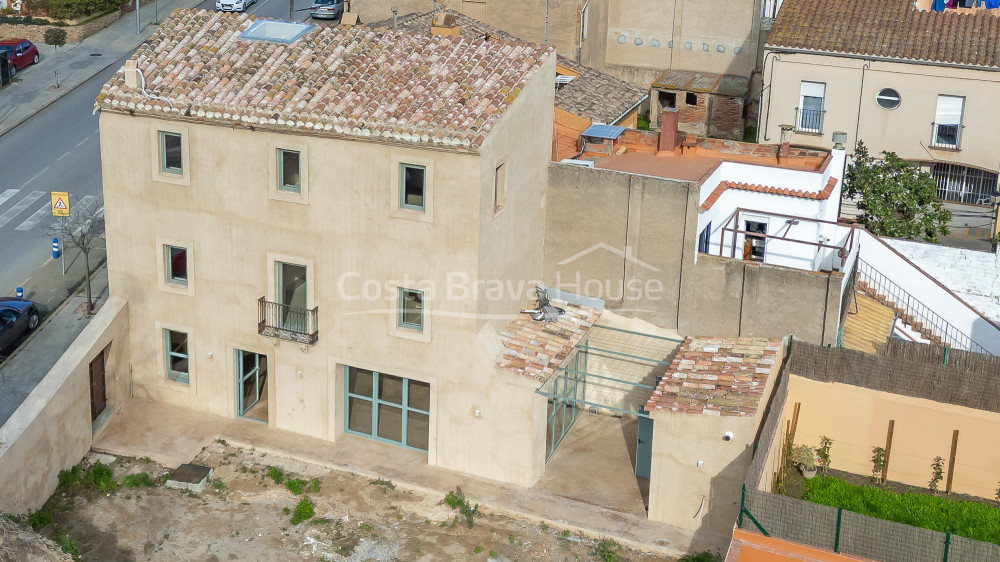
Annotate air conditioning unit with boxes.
[560,158,595,168]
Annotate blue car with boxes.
[0,298,40,352]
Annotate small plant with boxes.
[283,507,291,514]
[26,510,52,531]
[929,456,945,492]
[212,479,227,491]
[291,498,314,525]
[489,551,499,558]
[123,472,155,488]
[595,539,620,562]
[561,529,570,538]
[370,477,395,490]
[60,534,79,557]
[86,461,117,492]
[267,466,284,485]
[680,551,722,562]
[443,487,478,529]
[57,465,84,490]
[508,534,515,544]
[284,479,306,495]
[311,478,321,492]
[816,436,833,473]
[871,446,887,484]
[791,445,817,470]
[215,438,228,446]
[474,546,483,553]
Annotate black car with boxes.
[0,297,40,352]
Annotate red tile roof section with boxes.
[646,336,782,416]
[498,298,602,382]
[768,0,1000,68]
[97,10,553,152]
[700,176,838,211]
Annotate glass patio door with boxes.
[236,350,267,419]
[277,262,307,332]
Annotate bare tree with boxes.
[45,198,105,314]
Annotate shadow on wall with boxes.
[689,446,754,554]
[970,316,1000,356]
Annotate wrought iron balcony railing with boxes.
[258,297,318,345]
[795,107,824,134]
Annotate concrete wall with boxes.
[543,164,700,328]
[678,255,841,345]
[786,375,1000,500]
[98,56,555,487]
[581,0,761,87]
[0,297,130,514]
[759,50,1000,176]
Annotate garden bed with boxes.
[780,466,1000,545]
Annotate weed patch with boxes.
[443,487,478,529]
[595,539,620,562]
[284,479,307,495]
[290,498,314,525]
[86,462,117,492]
[123,472,155,488]
[26,510,53,531]
[267,466,285,485]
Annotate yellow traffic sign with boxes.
[51,192,70,217]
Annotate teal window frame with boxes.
[160,131,183,175]
[165,245,187,286]
[397,288,423,331]
[399,163,426,211]
[278,149,301,193]
[164,328,190,384]
[344,366,430,452]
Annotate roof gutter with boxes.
[611,94,650,126]
[763,45,1000,73]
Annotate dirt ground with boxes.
[22,442,677,561]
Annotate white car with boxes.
[216,0,256,12]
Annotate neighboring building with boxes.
[96,10,560,487]
[577,0,765,89]
[760,0,1000,233]
[648,70,749,141]
[378,10,648,161]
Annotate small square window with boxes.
[494,162,506,212]
[165,245,187,286]
[160,131,183,175]
[400,164,426,211]
[685,92,698,105]
[278,149,301,193]
[398,288,423,331]
[659,91,676,109]
[164,329,189,384]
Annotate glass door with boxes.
[277,262,307,332]
[236,350,267,422]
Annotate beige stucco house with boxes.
[96,10,563,487]
[760,0,1000,232]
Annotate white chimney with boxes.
[124,60,139,90]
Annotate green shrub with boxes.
[60,534,79,556]
[57,465,84,490]
[123,472,155,488]
[0,14,66,25]
[284,479,306,495]
[680,551,722,562]
[26,509,53,531]
[594,539,620,562]
[311,478,321,493]
[443,487,477,529]
[803,475,1000,545]
[290,498,314,525]
[47,0,117,21]
[267,466,284,485]
[85,461,117,492]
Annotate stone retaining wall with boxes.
[0,9,119,43]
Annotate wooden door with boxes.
[89,350,107,421]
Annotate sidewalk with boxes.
[0,264,109,427]
[0,0,205,137]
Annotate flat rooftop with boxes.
[645,336,782,417]
[97,10,552,152]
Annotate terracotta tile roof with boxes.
[645,336,782,416]
[700,176,838,211]
[497,297,603,382]
[96,9,553,151]
[767,0,1000,68]
[381,10,647,125]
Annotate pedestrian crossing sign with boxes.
[51,191,70,217]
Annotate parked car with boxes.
[0,297,40,352]
[215,0,256,12]
[310,0,344,19]
[0,39,39,78]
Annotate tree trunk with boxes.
[83,249,93,314]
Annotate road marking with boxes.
[0,189,18,208]
[76,137,90,147]
[15,203,50,231]
[19,166,49,189]
[0,191,45,229]
[57,151,71,161]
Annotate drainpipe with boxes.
[759,52,780,141]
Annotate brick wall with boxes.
[697,137,778,158]
[677,92,708,136]
[0,10,120,44]
[616,128,659,153]
[708,96,743,140]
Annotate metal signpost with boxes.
[51,192,70,275]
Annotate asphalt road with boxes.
[0,0,328,296]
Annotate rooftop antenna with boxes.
[521,286,566,322]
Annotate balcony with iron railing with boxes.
[795,107,824,134]
[258,297,318,345]
[929,122,963,150]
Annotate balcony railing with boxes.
[795,107,824,134]
[258,297,318,345]
[929,122,963,150]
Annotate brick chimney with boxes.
[658,108,679,153]
[778,124,794,164]
[431,13,460,37]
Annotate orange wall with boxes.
[728,529,868,562]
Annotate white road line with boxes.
[75,137,90,147]
[57,151,71,161]
[15,203,51,231]
[19,166,49,189]
[0,191,45,229]
[0,189,18,208]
